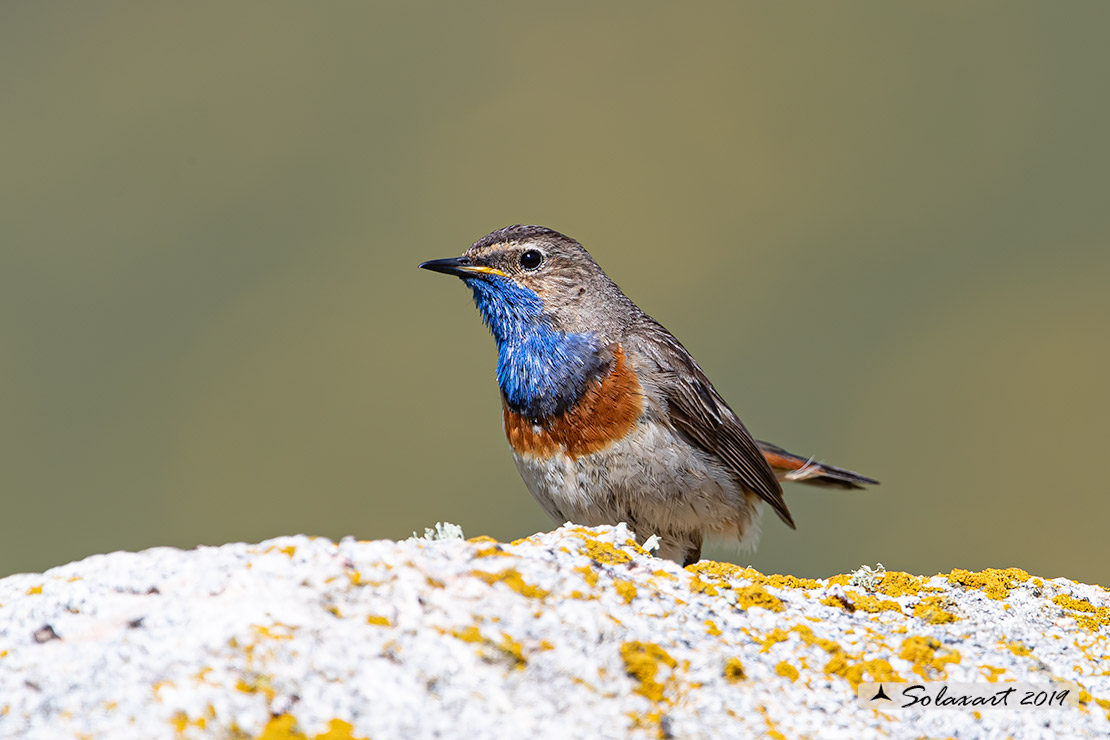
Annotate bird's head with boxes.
[420,225,632,340]
[420,225,634,417]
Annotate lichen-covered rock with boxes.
[0,525,1107,739]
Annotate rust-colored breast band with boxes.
[503,345,643,460]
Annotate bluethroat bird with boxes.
[420,225,878,565]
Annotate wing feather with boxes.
[627,320,795,529]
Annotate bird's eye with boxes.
[519,250,543,271]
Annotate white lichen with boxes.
[849,562,886,591]
[408,521,465,541]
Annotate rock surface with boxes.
[0,524,1108,739]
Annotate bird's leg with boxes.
[682,534,703,567]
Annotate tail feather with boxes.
[756,440,879,490]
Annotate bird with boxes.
[419,225,878,565]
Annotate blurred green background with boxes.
[2,3,1107,584]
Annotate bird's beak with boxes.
[418,256,508,278]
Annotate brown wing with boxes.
[627,320,795,529]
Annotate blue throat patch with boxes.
[464,276,606,419]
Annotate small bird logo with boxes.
[420,225,878,565]
[870,684,893,701]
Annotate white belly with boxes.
[509,416,763,550]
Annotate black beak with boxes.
[418,256,506,279]
[418,256,473,277]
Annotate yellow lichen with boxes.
[786,630,868,689]
[474,568,550,599]
[278,546,296,557]
[946,568,1030,600]
[1005,640,1032,657]
[688,576,719,597]
[705,620,722,637]
[1075,687,1110,719]
[764,574,821,590]
[900,636,961,679]
[685,561,819,601]
[498,633,527,669]
[791,624,843,655]
[877,571,923,597]
[315,720,367,740]
[826,574,852,587]
[757,623,902,689]
[1052,594,1110,631]
[254,625,295,641]
[171,711,188,733]
[758,628,791,652]
[575,565,600,588]
[253,715,368,740]
[775,661,800,682]
[687,561,819,598]
[171,710,210,737]
[366,615,391,627]
[686,560,746,581]
[980,665,1007,682]
[26,585,43,596]
[452,625,484,644]
[821,594,853,612]
[825,655,902,689]
[756,705,788,740]
[626,710,665,739]
[734,585,784,612]
[467,535,499,546]
[236,674,276,702]
[451,626,527,668]
[822,590,902,615]
[913,595,960,624]
[620,641,676,701]
[582,538,633,565]
[614,579,637,604]
[724,657,746,683]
